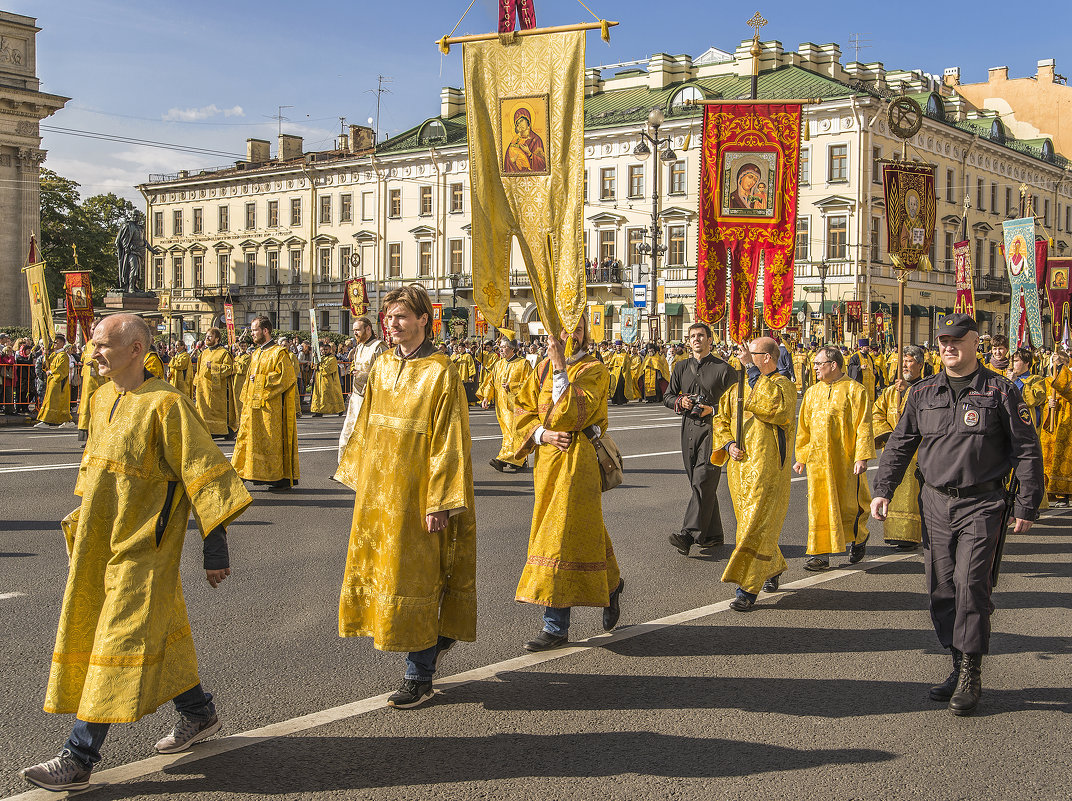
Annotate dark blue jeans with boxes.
[404,636,455,682]
[542,606,571,636]
[64,684,215,767]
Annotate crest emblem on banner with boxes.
[882,162,936,271]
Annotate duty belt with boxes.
[926,479,1004,498]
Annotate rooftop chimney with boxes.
[279,134,303,160]
[349,124,374,152]
[1038,58,1056,83]
[943,66,960,87]
[988,66,1009,82]
[440,87,465,118]
[246,138,270,163]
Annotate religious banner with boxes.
[308,307,321,364]
[223,303,236,347]
[22,236,54,347]
[875,312,885,338]
[63,271,94,344]
[882,162,937,271]
[952,240,977,317]
[1002,217,1043,347]
[621,307,638,345]
[432,304,443,340]
[696,103,802,340]
[475,307,488,336]
[589,303,605,343]
[1046,257,1072,343]
[846,300,862,325]
[647,315,659,342]
[378,311,389,342]
[463,30,586,336]
[498,0,537,32]
[344,277,369,317]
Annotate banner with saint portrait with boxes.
[462,31,586,337]
[952,240,977,317]
[882,162,936,271]
[23,237,55,347]
[63,271,94,344]
[696,103,802,340]
[589,303,605,343]
[1002,217,1043,347]
[621,307,638,345]
[1046,257,1072,343]
[344,277,369,317]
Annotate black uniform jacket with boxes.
[663,354,739,422]
[873,366,1044,520]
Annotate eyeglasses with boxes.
[748,351,770,357]
[813,360,835,367]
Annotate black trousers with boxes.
[920,484,1006,655]
[680,421,724,545]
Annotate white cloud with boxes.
[162,104,245,122]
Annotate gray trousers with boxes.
[681,420,724,546]
[919,484,1007,655]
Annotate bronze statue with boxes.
[114,221,158,293]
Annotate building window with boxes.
[153,212,164,237]
[319,196,331,225]
[267,250,279,284]
[668,312,683,342]
[290,198,301,226]
[318,247,331,281]
[418,241,432,276]
[245,202,256,230]
[800,148,810,185]
[218,205,229,232]
[826,215,848,260]
[450,183,464,213]
[388,243,402,278]
[362,191,374,221]
[289,249,302,283]
[946,169,956,203]
[583,170,588,201]
[599,230,615,262]
[600,167,616,201]
[192,208,203,234]
[988,241,998,276]
[339,246,352,277]
[977,178,985,211]
[669,160,686,195]
[449,239,464,274]
[193,253,204,287]
[975,238,984,274]
[870,216,881,263]
[419,186,433,216]
[628,164,644,198]
[627,228,645,266]
[245,252,256,286]
[320,310,330,333]
[291,311,300,331]
[795,216,810,262]
[828,145,848,183]
[1044,198,1051,226]
[872,147,882,185]
[153,257,164,288]
[991,183,998,215]
[172,210,183,236]
[389,189,401,218]
[216,253,229,286]
[944,232,954,268]
[667,225,686,266]
[172,256,184,288]
[267,200,279,228]
[340,193,353,223]
[1005,187,1013,216]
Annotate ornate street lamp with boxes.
[633,107,677,341]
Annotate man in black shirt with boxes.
[871,314,1043,716]
[663,322,739,556]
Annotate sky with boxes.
[10,0,1071,205]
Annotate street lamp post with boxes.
[633,107,677,343]
[816,261,829,344]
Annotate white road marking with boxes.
[25,434,78,439]
[0,550,921,801]
[0,592,26,601]
[623,450,679,460]
[0,449,31,453]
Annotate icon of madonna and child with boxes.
[721,151,777,217]
[501,99,549,176]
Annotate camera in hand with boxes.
[686,393,709,416]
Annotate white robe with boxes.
[337,338,389,462]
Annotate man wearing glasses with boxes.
[871,314,1042,716]
[794,346,875,571]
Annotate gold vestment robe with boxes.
[796,375,875,555]
[873,383,921,545]
[712,373,795,594]
[311,355,345,414]
[45,379,251,723]
[194,345,237,436]
[77,343,107,432]
[607,352,637,401]
[792,351,811,393]
[233,351,251,419]
[513,355,621,608]
[852,351,878,402]
[336,349,477,651]
[144,352,164,379]
[168,351,193,397]
[1041,366,1072,495]
[289,350,303,417]
[640,354,670,398]
[232,342,299,484]
[1016,374,1046,429]
[476,354,533,467]
[451,352,477,382]
[37,351,71,424]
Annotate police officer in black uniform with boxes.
[871,313,1043,716]
[663,322,738,556]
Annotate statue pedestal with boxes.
[104,291,159,312]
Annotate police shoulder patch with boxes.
[1019,405,1032,424]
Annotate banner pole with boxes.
[438,20,616,50]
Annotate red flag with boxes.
[28,235,39,265]
[499,0,537,32]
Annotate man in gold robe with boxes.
[337,285,476,709]
[144,345,165,379]
[451,343,479,404]
[1041,350,1072,505]
[792,343,812,395]
[638,345,670,402]
[1008,347,1046,429]
[873,345,926,549]
[479,334,533,473]
[76,325,108,442]
[794,345,875,571]
[20,314,250,793]
[337,317,388,464]
[233,341,252,421]
[712,338,796,611]
[512,313,624,651]
[34,335,73,428]
[310,341,345,416]
[279,336,303,417]
[607,342,637,405]
[231,315,299,490]
[168,340,193,397]
[194,328,237,440]
[847,337,883,403]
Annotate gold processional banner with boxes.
[589,303,605,343]
[882,162,936,271]
[463,30,586,336]
[23,237,55,346]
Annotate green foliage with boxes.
[0,326,33,340]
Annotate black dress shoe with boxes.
[762,572,782,593]
[895,541,921,551]
[848,541,867,564]
[696,538,724,549]
[523,631,568,652]
[603,579,624,631]
[489,458,507,472]
[668,531,694,556]
[729,594,755,612]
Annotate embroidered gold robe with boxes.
[45,378,250,723]
[194,345,236,436]
[77,343,107,432]
[792,351,811,393]
[168,351,193,397]
[607,352,637,401]
[336,349,477,651]
[873,383,921,545]
[712,373,795,594]
[796,375,875,555]
[451,352,478,382]
[477,354,533,467]
[1041,366,1072,495]
[513,355,620,608]
[144,352,165,379]
[233,351,251,420]
[640,353,670,399]
[232,342,299,484]
[37,350,71,424]
[311,355,345,414]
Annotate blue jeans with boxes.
[64,684,215,767]
[404,636,455,682]
[542,606,571,637]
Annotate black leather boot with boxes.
[949,653,983,716]
[928,647,962,701]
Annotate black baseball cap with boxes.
[937,313,979,338]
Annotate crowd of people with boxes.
[13,288,1067,791]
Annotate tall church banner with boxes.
[621,308,638,344]
[344,277,369,317]
[882,162,936,271]
[696,103,802,340]
[1046,257,1072,343]
[952,240,977,317]
[63,271,94,344]
[1002,217,1043,347]
[22,237,55,347]
[463,31,586,337]
[224,303,236,347]
[589,303,605,343]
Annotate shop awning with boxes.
[664,302,685,316]
[909,304,929,317]
[821,300,840,313]
[792,300,810,313]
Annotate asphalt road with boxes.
[1,401,1070,800]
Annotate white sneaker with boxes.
[58,421,76,429]
[33,421,49,428]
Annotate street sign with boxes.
[633,284,647,308]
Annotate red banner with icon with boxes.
[224,303,236,347]
[345,277,369,317]
[952,240,977,317]
[1046,257,1072,342]
[63,271,94,343]
[696,103,802,340]
[432,304,443,340]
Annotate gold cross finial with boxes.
[71,244,79,266]
[747,12,767,41]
